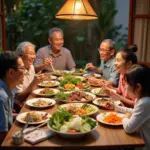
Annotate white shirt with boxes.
[116,97,150,150]
[15,65,35,93]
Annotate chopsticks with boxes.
[20,116,31,134]
[50,63,55,72]
[83,65,88,72]
[24,122,47,135]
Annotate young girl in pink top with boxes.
[105,45,137,107]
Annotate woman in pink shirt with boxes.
[105,45,137,107]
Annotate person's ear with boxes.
[127,61,132,68]
[110,49,115,56]
[8,68,14,77]
[48,37,52,45]
[136,83,142,93]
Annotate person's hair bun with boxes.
[128,44,137,53]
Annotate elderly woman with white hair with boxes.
[14,41,45,110]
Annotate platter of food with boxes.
[16,111,51,125]
[72,69,86,76]
[91,88,107,97]
[55,91,96,103]
[43,73,57,80]
[59,76,90,91]
[26,98,56,108]
[83,73,101,78]
[32,88,60,97]
[48,111,97,138]
[58,76,85,82]
[58,103,99,116]
[38,81,60,88]
[52,70,72,76]
[92,98,114,110]
[96,112,124,126]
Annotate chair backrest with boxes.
[137,62,150,68]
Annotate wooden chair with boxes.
[137,62,150,68]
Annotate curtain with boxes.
[134,19,150,61]
[133,0,150,62]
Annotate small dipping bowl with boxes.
[12,131,24,145]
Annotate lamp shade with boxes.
[56,0,98,20]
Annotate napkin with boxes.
[24,128,54,144]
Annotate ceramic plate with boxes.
[91,88,108,97]
[96,112,124,126]
[58,76,85,81]
[58,91,96,103]
[83,73,101,78]
[32,88,60,97]
[38,81,60,88]
[92,98,114,110]
[47,117,98,138]
[16,111,51,125]
[26,98,56,108]
[58,103,99,116]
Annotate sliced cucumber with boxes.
[59,125,68,133]
[80,123,91,132]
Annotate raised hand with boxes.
[33,73,45,85]
[86,63,96,70]
[123,113,132,119]
[43,57,52,68]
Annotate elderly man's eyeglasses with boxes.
[98,48,111,53]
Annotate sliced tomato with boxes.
[68,97,73,101]
[77,84,84,88]
[68,129,78,133]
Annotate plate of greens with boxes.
[48,110,97,138]
[59,76,90,91]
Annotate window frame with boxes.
[0,0,6,51]
[128,0,150,45]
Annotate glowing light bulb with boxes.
[75,1,82,10]
[75,1,82,14]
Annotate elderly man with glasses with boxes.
[86,39,119,87]
[14,41,45,111]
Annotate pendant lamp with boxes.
[56,0,98,20]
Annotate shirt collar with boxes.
[0,79,13,97]
[104,57,114,67]
[48,45,63,57]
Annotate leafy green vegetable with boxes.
[80,115,97,129]
[84,83,90,89]
[49,110,73,130]
[60,76,82,87]
[55,92,71,100]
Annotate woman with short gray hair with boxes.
[16,41,35,56]
[14,41,44,112]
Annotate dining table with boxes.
[1,73,145,150]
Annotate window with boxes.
[128,0,150,62]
